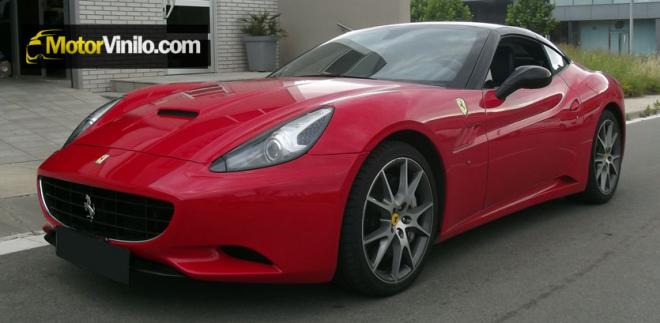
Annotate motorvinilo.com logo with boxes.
[26,31,201,63]
[22,25,210,69]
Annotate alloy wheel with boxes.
[361,157,434,283]
[594,119,621,195]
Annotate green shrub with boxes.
[239,11,286,38]
[640,105,653,117]
[505,0,557,36]
[411,0,473,22]
[559,44,660,97]
[638,101,660,117]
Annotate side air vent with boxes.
[183,83,228,98]
[220,246,273,265]
[157,109,199,118]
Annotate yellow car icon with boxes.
[25,29,62,64]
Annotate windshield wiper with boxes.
[296,73,374,80]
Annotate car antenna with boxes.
[337,22,353,32]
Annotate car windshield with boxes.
[270,24,489,87]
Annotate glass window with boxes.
[272,25,489,87]
[544,45,566,73]
[486,37,553,87]
[166,6,210,27]
[554,0,575,5]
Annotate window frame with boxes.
[269,25,491,89]
[478,34,570,89]
[543,44,570,75]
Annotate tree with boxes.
[411,0,427,22]
[505,0,558,36]
[411,0,473,22]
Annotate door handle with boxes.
[569,99,581,112]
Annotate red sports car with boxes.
[38,22,625,296]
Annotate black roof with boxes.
[383,22,562,54]
[393,22,533,34]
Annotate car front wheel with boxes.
[337,141,439,296]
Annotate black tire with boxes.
[575,110,623,204]
[336,141,439,296]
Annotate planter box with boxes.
[0,60,11,78]
[243,35,278,72]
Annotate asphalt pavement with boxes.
[1,117,660,322]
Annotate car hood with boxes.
[75,77,400,163]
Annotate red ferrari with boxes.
[38,22,625,296]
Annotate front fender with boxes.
[309,87,462,155]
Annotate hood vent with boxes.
[183,83,229,98]
[157,109,199,118]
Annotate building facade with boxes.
[461,0,659,55]
[552,0,660,54]
[278,0,410,63]
[1,0,409,93]
[72,0,279,92]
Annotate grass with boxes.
[559,44,660,98]
[639,100,660,118]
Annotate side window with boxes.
[544,45,566,73]
[485,37,552,88]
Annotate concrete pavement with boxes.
[624,94,660,119]
[0,79,108,163]
[0,79,109,237]
[0,195,42,237]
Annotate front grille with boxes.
[40,177,174,241]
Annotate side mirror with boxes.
[495,65,552,100]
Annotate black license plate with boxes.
[56,227,130,284]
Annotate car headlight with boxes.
[210,107,334,172]
[63,98,122,147]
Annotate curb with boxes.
[626,111,660,121]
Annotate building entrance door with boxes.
[609,30,630,55]
[166,0,213,75]
[2,0,70,82]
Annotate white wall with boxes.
[75,0,165,92]
[278,0,410,63]
[75,0,280,92]
[73,0,409,92]
[216,0,279,72]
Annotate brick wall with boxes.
[74,0,279,92]
[216,0,279,72]
[76,0,166,92]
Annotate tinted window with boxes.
[486,37,552,88]
[544,45,566,73]
[271,25,489,87]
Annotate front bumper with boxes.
[38,144,364,283]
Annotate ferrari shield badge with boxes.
[456,98,468,116]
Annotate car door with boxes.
[482,36,573,207]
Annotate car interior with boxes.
[485,37,553,88]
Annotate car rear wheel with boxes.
[336,141,439,296]
[576,110,623,203]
